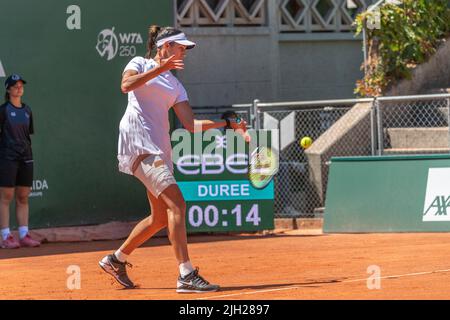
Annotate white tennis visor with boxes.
[156,33,196,49]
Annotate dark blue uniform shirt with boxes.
[0,102,34,161]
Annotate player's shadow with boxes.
[131,279,344,292]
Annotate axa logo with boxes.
[96,27,143,61]
[423,196,450,217]
[423,168,450,221]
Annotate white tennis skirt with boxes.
[117,110,170,175]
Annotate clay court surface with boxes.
[2,231,450,300]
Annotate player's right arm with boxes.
[121,55,184,93]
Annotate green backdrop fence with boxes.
[0,0,173,228]
[324,154,450,233]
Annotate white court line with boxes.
[196,268,450,300]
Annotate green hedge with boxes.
[355,0,450,97]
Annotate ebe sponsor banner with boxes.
[177,180,274,201]
[172,129,275,232]
[423,168,450,221]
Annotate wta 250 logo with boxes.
[96,27,143,61]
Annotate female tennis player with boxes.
[0,74,40,249]
[99,25,246,292]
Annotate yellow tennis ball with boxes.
[300,136,313,149]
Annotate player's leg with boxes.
[158,184,188,262]
[15,187,40,247]
[0,188,18,249]
[0,159,20,249]
[15,160,40,247]
[99,155,171,288]
[14,187,29,227]
[158,185,220,293]
[99,192,169,289]
[117,154,172,253]
[0,188,13,230]
[119,190,169,255]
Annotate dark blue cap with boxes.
[5,74,27,89]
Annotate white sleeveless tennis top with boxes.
[117,56,188,175]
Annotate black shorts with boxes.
[0,158,34,188]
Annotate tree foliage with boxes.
[354,0,450,97]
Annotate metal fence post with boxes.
[252,99,260,130]
[370,98,376,156]
[448,97,450,150]
[376,99,383,156]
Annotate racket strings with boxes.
[250,147,278,177]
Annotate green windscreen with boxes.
[0,1,173,228]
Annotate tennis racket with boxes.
[248,145,278,190]
[222,111,278,189]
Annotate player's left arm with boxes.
[173,100,228,133]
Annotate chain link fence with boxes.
[377,96,450,155]
[254,100,374,218]
[263,106,351,218]
[233,93,450,219]
[179,94,450,219]
[182,103,368,218]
